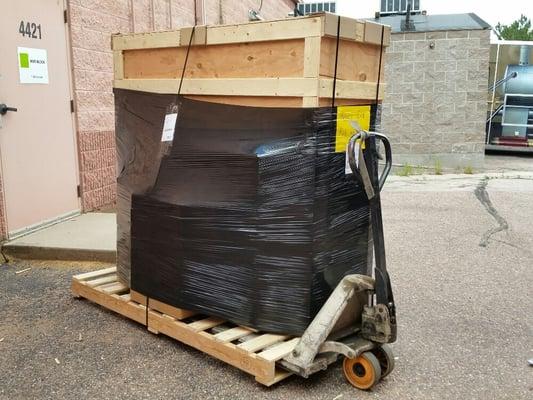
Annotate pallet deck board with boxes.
[237,333,290,353]
[86,274,118,287]
[74,266,116,281]
[257,338,301,362]
[71,268,295,386]
[214,327,254,343]
[188,317,225,332]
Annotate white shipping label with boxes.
[18,47,49,84]
[161,113,178,142]
[345,141,360,175]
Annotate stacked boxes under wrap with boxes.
[116,89,375,335]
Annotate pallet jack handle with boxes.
[347,130,392,193]
[347,130,396,325]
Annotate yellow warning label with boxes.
[335,105,371,152]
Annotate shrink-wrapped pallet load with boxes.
[113,13,390,334]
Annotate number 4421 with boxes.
[19,21,42,39]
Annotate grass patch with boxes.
[463,165,474,174]
[397,163,414,176]
[434,159,443,175]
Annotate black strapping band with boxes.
[331,16,341,108]
[145,296,150,326]
[375,25,385,106]
[177,25,196,98]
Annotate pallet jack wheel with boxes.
[343,351,382,390]
[371,344,395,378]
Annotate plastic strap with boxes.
[177,25,196,97]
[145,297,149,326]
[331,15,341,108]
[374,25,385,105]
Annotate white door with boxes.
[0,0,80,237]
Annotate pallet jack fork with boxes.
[282,129,397,390]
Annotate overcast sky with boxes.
[335,0,533,27]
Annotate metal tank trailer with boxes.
[486,43,533,151]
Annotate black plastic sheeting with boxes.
[117,89,378,335]
[115,89,179,286]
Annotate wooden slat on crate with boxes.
[205,16,323,46]
[322,13,366,42]
[113,77,319,97]
[112,17,322,50]
[114,77,384,100]
[364,21,391,46]
[179,25,207,46]
[112,14,388,51]
[122,39,305,80]
[113,51,124,80]
[113,31,182,51]
[303,36,321,78]
[319,79,385,100]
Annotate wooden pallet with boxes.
[71,267,297,386]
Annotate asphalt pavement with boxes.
[1,173,532,399]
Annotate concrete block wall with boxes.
[68,0,296,211]
[381,29,491,169]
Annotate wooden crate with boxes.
[112,13,391,107]
[72,267,299,386]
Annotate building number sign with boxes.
[19,21,42,39]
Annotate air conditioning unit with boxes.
[380,0,421,16]
[297,2,336,16]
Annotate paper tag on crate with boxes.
[161,113,178,142]
[335,105,371,153]
[345,140,360,175]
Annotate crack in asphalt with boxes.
[490,238,533,257]
[474,177,509,247]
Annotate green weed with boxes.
[398,163,414,176]
[434,159,443,175]
[463,165,474,174]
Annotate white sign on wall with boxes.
[17,47,49,84]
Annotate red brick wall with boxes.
[205,0,296,24]
[68,0,297,211]
[69,0,128,211]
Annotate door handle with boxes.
[0,104,17,115]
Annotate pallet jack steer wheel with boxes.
[371,344,395,378]
[343,352,382,390]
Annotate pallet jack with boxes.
[281,128,397,390]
